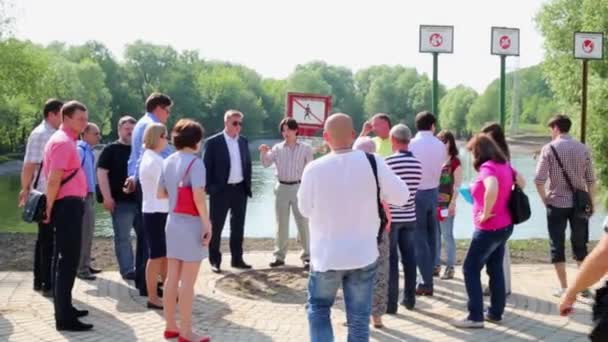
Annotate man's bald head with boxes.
[323,113,355,151]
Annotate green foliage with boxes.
[439,86,478,137]
[536,0,608,207]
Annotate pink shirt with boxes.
[43,125,87,200]
[471,160,514,230]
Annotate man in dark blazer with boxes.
[204,109,253,273]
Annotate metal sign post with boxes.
[574,32,604,143]
[491,27,520,129]
[420,25,454,117]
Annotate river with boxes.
[0,140,604,240]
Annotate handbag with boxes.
[365,153,388,244]
[173,158,199,216]
[508,168,531,224]
[550,145,593,219]
[22,163,79,223]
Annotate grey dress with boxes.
[160,151,209,262]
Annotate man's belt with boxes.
[279,180,301,185]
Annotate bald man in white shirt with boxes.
[298,113,410,342]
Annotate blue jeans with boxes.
[388,222,417,312]
[463,226,514,322]
[307,261,377,342]
[439,216,456,267]
[111,201,138,276]
[414,188,439,290]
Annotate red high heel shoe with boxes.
[164,330,179,339]
[178,336,210,342]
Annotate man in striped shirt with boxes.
[534,114,596,297]
[260,118,314,269]
[385,123,422,312]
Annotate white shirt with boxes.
[223,131,244,184]
[409,131,447,190]
[139,149,169,213]
[297,150,410,272]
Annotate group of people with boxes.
[19,91,597,341]
[299,111,595,341]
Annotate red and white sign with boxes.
[420,25,453,54]
[491,27,519,56]
[574,32,604,60]
[286,93,332,136]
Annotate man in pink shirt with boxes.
[43,100,93,332]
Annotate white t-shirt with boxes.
[139,149,169,213]
[297,150,410,272]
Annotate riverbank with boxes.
[0,232,596,271]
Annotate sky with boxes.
[12,0,548,93]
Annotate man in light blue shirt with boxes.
[124,92,173,296]
[77,123,101,280]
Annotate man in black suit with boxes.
[204,109,253,273]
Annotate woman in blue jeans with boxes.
[452,134,525,329]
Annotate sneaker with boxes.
[451,317,484,329]
[580,289,593,298]
[553,288,566,298]
[269,260,285,268]
[484,312,501,323]
[483,286,491,296]
[122,271,136,281]
[440,266,455,280]
[433,265,441,277]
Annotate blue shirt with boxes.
[127,112,173,179]
[77,140,96,193]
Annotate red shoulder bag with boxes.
[173,158,200,216]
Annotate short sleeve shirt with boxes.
[470,160,514,230]
[96,142,136,203]
[160,152,206,214]
[24,121,56,192]
[43,126,87,200]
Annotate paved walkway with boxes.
[0,252,598,341]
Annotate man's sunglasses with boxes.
[232,121,243,127]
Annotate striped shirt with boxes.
[261,141,313,182]
[385,150,422,222]
[534,135,595,208]
[23,120,57,192]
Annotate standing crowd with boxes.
[19,92,597,341]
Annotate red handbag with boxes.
[173,158,199,216]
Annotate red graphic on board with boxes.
[583,39,594,53]
[499,35,511,50]
[429,33,443,47]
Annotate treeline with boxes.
[0,37,557,154]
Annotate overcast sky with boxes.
[13,0,548,92]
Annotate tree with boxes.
[439,86,478,137]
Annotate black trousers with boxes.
[209,183,248,266]
[34,221,54,290]
[134,182,147,294]
[547,205,589,263]
[52,197,84,323]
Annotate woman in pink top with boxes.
[452,134,525,329]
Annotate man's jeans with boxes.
[307,261,377,342]
[463,226,513,322]
[111,201,138,276]
[414,188,439,290]
[388,222,417,312]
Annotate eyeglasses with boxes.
[232,121,243,127]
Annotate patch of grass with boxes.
[0,153,23,164]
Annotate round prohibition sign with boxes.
[429,33,443,47]
[499,35,511,50]
[583,39,594,53]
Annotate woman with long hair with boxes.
[436,130,462,279]
[452,134,525,328]
[481,123,512,295]
[139,123,170,309]
[159,119,211,342]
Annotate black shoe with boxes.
[122,271,136,281]
[42,289,54,298]
[56,319,94,332]
[89,266,102,274]
[34,283,43,292]
[72,308,89,318]
[147,301,163,310]
[211,264,222,274]
[401,300,415,311]
[269,260,285,268]
[231,261,252,270]
[303,260,310,271]
[138,287,148,297]
[386,306,398,315]
[77,273,97,281]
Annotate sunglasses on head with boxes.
[232,121,243,127]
